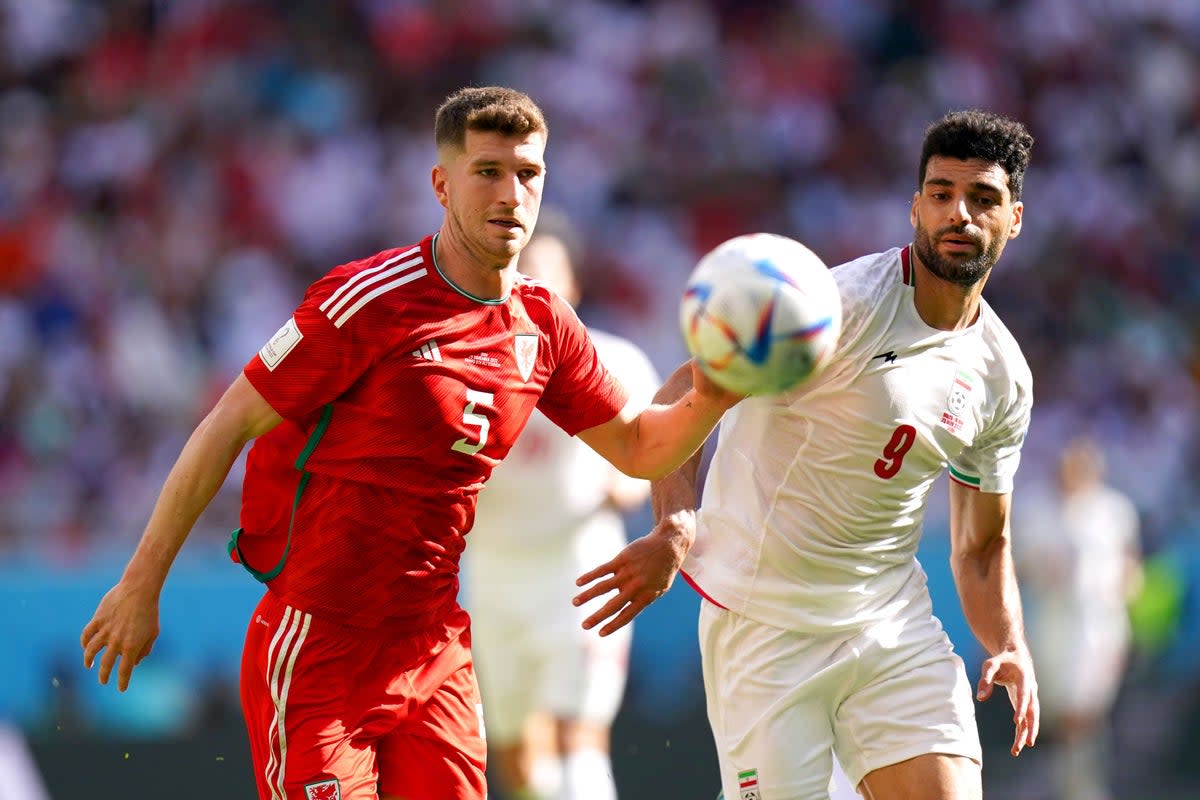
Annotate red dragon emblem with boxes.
[305,780,340,800]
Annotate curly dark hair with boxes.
[918,110,1034,200]
[434,86,548,150]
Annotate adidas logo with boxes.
[413,341,442,362]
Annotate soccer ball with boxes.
[680,233,841,396]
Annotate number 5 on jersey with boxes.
[452,389,495,455]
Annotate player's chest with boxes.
[355,306,551,454]
[861,349,984,434]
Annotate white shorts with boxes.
[700,592,981,800]
[465,515,631,744]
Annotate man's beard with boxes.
[913,225,1002,288]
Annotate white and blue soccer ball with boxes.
[680,232,841,396]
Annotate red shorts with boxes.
[240,590,486,800]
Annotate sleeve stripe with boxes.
[319,246,422,315]
[332,269,428,328]
[947,464,982,488]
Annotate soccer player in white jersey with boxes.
[576,109,1040,800]
[465,212,661,800]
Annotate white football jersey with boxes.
[683,245,1033,632]
[468,329,662,553]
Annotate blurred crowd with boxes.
[2,0,1199,729]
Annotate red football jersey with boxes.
[232,234,628,632]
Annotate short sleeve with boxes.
[244,270,388,421]
[536,296,629,436]
[950,377,1033,494]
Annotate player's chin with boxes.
[488,230,526,256]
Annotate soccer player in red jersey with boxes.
[79,86,740,800]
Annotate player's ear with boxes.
[909,191,919,228]
[1008,201,1023,239]
[432,164,449,209]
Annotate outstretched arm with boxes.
[80,373,282,691]
[575,361,737,481]
[949,482,1039,757]
[574,362,709,636]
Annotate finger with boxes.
[80,619,98,650]
[576,560,620,587]
[1030,698,1041,746]
[1013,686,1037,756]
[582,593,631,631]
[1014,684,1031,724]
[82,633,104,670]
[977,660,999,701]
[573,576,621,607]
[97,647,118,686]
[1011,702,1027,756]
[597,601,643,637]
[117,654,135,693]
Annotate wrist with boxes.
[121,559,169,600]
[653,509,697,545]
[684,385,737,418]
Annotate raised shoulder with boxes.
[829,246,907,351]
[977,297,1032,387]
[314,243,430,329]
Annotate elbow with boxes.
[951,535,1010,583]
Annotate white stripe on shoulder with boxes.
[319,246,425,324]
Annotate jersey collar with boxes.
[429,232,511,305]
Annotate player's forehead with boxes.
[922,156,1010,197]
[460,129,546,168]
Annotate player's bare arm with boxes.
[80,373,282,692]
[574,362,709,635]
[576,359,737,481]
[949,482,1040,757]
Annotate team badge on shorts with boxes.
[304,778,341,800]
[737,767,760,800]
[514,333,538,381]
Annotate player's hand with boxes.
[80,581,161,692]
[689,361,744,411]
[976,647,1040,756]
[574,512,696,637]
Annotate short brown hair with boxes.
[434,86,548,150]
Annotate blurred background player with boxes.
[0,722,50,800]
[465,210,661,800]
[1014,436,1143,800]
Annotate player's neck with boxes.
[911,260,986,331]
[432,230,518,301]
